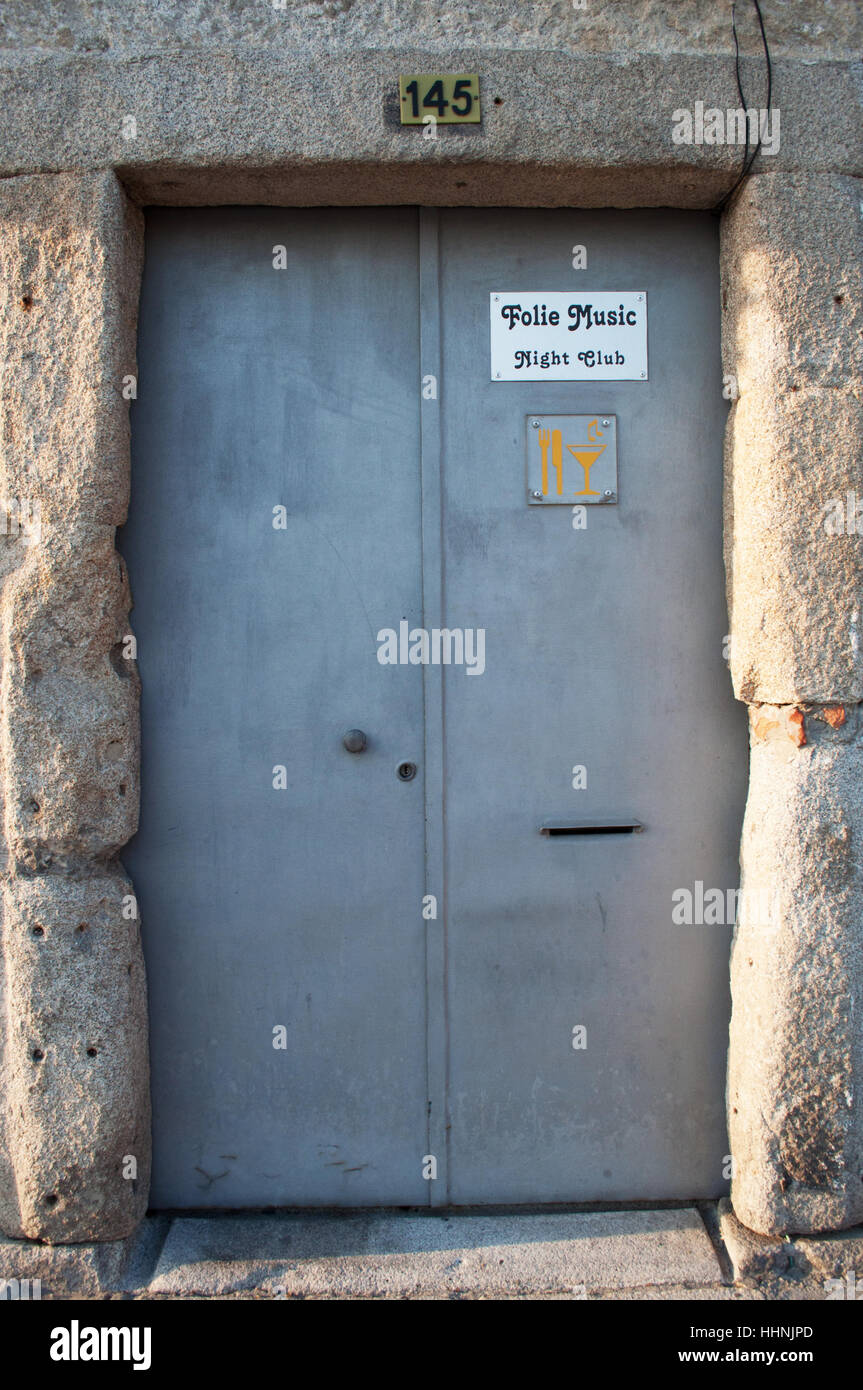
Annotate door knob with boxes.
[343,729,368,753]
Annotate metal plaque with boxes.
[399,74,481,124]
[491,291,648,380]
[526,414,618,505]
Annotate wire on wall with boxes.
[713,0,773,215]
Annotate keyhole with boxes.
[397,762,417,782]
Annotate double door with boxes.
[124,206,747,1207]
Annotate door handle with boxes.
[343,729,368,753]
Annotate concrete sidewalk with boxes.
[2,1203,862,1300]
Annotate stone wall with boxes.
[722,171,863,1233]
[0,0,861,1240]
[0,172,148,1240]
[0,0,859,61]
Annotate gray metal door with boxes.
[437,210,747,1202]
[125,209,428,1206]
[125,207,746,1209]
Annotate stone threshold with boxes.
[2,1201,863,1299]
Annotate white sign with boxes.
[490,291,648,381]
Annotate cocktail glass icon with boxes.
[566,442,606,497]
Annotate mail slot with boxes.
[540,822,644,836]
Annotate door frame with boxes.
[1,47,859,1241]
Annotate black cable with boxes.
[713,0,773,215]
[732,4,750,182]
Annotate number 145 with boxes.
[399,74,481,125]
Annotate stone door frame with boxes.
[1,50,861,1240]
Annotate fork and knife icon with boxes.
[538,428,563,496]
[538,422,606,498]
